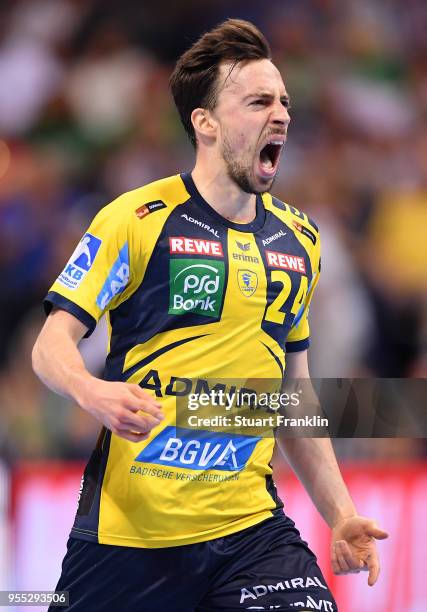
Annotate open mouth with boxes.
[258,140,284,178]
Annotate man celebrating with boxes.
[33,19,387,611]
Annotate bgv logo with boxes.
[134,427,259,471]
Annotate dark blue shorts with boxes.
[50,513,337,611]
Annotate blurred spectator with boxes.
[65,25,152,145]
[0,309,99,462]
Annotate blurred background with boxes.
[0,1,426,610]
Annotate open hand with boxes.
[331,516,389,586]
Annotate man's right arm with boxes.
[32,309,164,442]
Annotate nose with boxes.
[271,100,290,128]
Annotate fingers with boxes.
[331,544,341,575]
[116,429,150,443]
[364,521,386,585]
[366,552,380,586]
[83,380,166,441]
[126,384,164,417]
[331,539,382,586]
[109,391,165,441]
[117,406,163,433]
[367,524,389,540]
[332,540,363,574]
[128,384,162,406]
[330,516,387,585]
[113,409,158,441]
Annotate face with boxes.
[210,59,290,194]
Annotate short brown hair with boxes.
[170,19,271,147]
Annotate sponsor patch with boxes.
[169,237,223,257]
[290,596,334,610]
[237,269,258,297]
[58,233,102,290]
[262,229,286,246]
[134,426,259,471]
[240,576,328,604]
[169,258,225,317]
[232,253,259,263]
[135,200,167,219]
[266,250,306,274]
[96,243,130,310]
[236,240,251,251]
[292,220,317,245]
[180,213,220,238]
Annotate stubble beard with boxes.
[221,134,274,195]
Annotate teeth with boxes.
[269,140,284,145]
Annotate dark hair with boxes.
[170,19,271,147]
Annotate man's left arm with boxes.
[277,350,389,586]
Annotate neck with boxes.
[191,156,257,224]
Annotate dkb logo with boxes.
[58,233,102,290]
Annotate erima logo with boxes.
[232,253,259,263]
[96,243,130,310]
[236,241,251,251]
[170,237,223,257]
[266,250,306,274]
[134,427,259,471]
[233,238,259,263]
[58,233,102,290]
[181,213,220,238]
[262,229,286,246]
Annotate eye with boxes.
[250,99,267,106]
[281,100,291,109]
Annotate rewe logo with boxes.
[169,237,223,257]
[169,258,225,317]
[266,250,306,274]
[134,427,259,471]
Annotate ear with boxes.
[191,108,217,142]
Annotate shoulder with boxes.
[96,174,189,224]
[262,192,320,248]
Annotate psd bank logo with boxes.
[58,233,102,290]
[135,427,259,471]
[169,258,225,317]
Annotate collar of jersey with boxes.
[180,172,266,233]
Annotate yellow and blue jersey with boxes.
[45,172,321,548]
